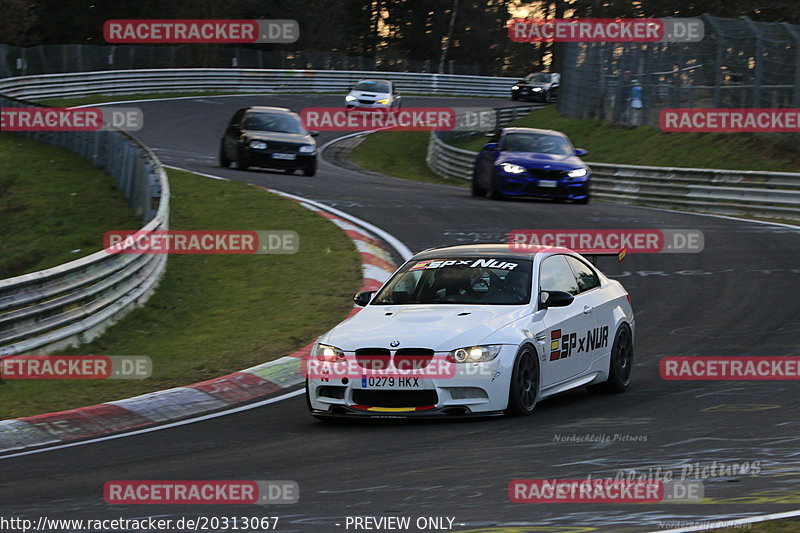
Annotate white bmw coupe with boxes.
[306,244,634,419]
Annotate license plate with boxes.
[272,153,296,160]
[359,376,423,389]
[539,180,557,187]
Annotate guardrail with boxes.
[0,68,519,100]
[427,107,800,220]
[0,94,169,356]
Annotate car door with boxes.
[535,254,597,386]
[474,130,502,187]
[565,255,613,369]
[223,108,246,158]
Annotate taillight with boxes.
[626,293,631,304]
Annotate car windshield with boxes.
[523,73,551,83]
[503,133,573,155]
[243,112,305,134]
[371,258,533,305]
[354,81,391,93]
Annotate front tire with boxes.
[471,168,487,196]
[505,347,539,416]
[219,144,231,168]
[236,149,249,171]
[303,165,316,177]
[489,172,506,200]
[589,323,633,393]
[575,195,590,205]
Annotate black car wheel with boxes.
[511,93,519,101]
[489,172,506,200]
[303,164,317,177]
[506,347,539,416]
[575,195,590,205]
[236,149,250,171]
[471,168,487,196]
[589,323,633,393]
[219,143,231,168]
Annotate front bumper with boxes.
[307,347,517,417]
[497,170,590,200]
[244,150,316,170]
[345,101,393,110]
[512,88,547,101]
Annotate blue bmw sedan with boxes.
[471,127,591,204]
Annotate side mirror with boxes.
[353,290,376,307]
[309,131,320,137]
[574,148,588,157]
[484,142,499,152]
[539,290,574,309]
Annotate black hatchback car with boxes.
[219,106,319,176]
[511,72,560,103]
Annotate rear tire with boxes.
[506,347,539,416]
[589,323,633,393]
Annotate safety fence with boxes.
[426,106,800,220]
[0,94,170,356]
[558,14,800,134]
[0,68,519,101]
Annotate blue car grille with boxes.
[524,168,567,180]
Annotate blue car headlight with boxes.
[249,140,267,150]
[567,168,588,178]
[500,163,526,174]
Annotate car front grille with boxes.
[262,142,302,153]
[354,348,434,370]
[352,389,438,408]
[357,99,375,105]
[525,168,567,180]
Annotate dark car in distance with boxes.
[472,127,591,204]
[511,72,560,102]
[219,106,319,176]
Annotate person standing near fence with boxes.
[630,79,643,126]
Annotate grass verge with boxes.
[349,131,467,186]
[0,132,141,278]
[451,106,800,172]
[0,168,361,418]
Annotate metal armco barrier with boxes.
[0,95,170,356]
[426,107,800,221]
[0,68,519,100]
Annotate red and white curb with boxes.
[0,187,403,454]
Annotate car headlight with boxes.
[512,85,519,90]
[567,168,588,178]
[501,163,526,174]
[249,140,267,150]
[532,87,543,92]
[447,345,502,363]
[299,145,316,154]
[376,98,390,104]
[314,343,346,362]
[345,95,357,102]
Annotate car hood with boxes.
[347,90,391,99]
[497,152,585,169]
[242,130,314,144]
[322,304,532,351]
[516,81,549,88]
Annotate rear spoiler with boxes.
[583,249,627,264]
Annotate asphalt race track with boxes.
[2,95,800,533]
